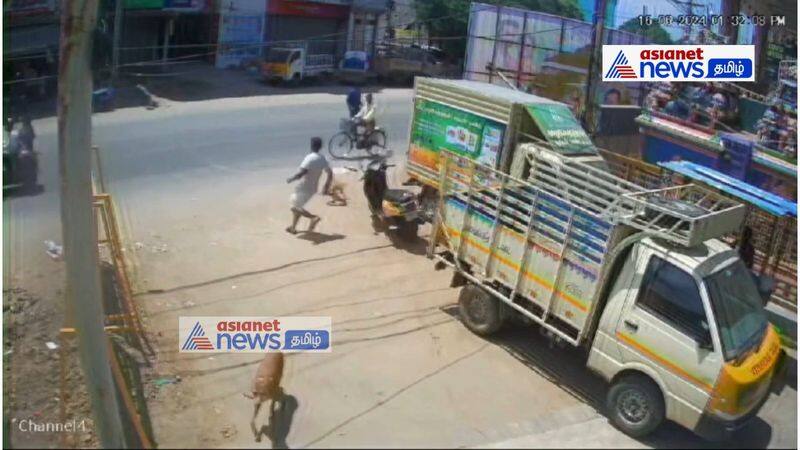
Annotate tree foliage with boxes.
[414,0,584,59]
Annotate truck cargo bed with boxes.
[431,151,615,344]
[430,147,746,345]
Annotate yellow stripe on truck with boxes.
[616,331,714,392]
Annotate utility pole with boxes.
[162,17,173,63]
[583,0,607,134]
[58,0,126,447]
[386,0,395,42]
[669,0,704,43]
[111,0,124,85]
[720,0,741,44]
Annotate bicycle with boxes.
[328,118,387,159]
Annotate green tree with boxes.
[414,0,584,59]
[618,17,673,44]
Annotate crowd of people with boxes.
[645,82,740,130]
[646,80,798,159]
[755,103,797,158]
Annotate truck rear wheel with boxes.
[607,374,665,438]
[459,284,504,336]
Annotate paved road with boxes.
[6,89,796,449]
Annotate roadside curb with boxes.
[767,302,797,349]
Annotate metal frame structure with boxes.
[57,154,156,447]
[429,150,613,346]
[520,144,745,247]
[599,147,797,308]
[429,147,747,346]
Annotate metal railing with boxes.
[429,150,614,345]
[598,147,797,308]
[520,144,745,247]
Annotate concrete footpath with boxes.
[767,302,798,347]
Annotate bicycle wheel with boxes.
[365,129,387,155]
[328,132,354,159]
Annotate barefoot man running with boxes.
[286,137,332,234]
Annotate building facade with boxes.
[213,0,391,68]
[4,0,61,100]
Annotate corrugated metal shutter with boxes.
[267,16,342,55]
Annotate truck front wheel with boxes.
[459,284,504,336]
[607,374,665,438]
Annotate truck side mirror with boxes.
[698,333,714,351]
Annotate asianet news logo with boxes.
[602,45,755,82]
[179,316,331,353]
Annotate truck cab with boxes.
[262,47,334,85]
[262,48,304,84]
[589,235,784,439]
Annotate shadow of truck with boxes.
[442,305,778,449]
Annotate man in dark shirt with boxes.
[739,226,755,270]
[346,86,362,118]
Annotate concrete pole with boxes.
[583,0,607,134]
[386,0,394,41]
[111,0,123,85]
[58,0,126,447]
[371,13,378,58]
[347,11,355,52]
[162,17,173,63]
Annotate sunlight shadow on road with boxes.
[440,305,778,449]
[139,243,392,295]
[3,183,45,198]
[256,393,298,449]
[296,231,346,245]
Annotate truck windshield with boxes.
[266,50,293,63]
[704,259,769,361]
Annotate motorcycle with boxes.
[3,139,38,192]
[359,155,421,243]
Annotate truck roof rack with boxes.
[519,143,746,247]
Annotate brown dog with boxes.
[243,353,284,442]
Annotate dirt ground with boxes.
[115,160,778,449]
[2,270,98,448]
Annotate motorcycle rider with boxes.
[4,118,20,155]
[18,116,35,152]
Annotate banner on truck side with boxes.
[602,45,755,82]
[179,316,331,353]
[409,99,506,171]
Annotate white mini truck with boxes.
[427,145,786,440]
[261,47,334,85]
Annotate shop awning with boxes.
[525,103,597,155]
[659,161,797,217]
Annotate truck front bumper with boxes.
[694,349,787,441]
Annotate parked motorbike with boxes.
[3,144,38,191]
[359,155,421,243]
